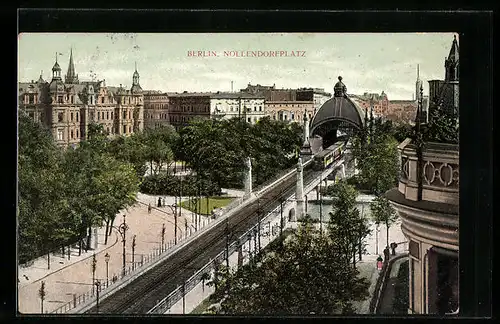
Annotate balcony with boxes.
[385,138,459,250]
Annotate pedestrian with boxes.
[390,242,398,255]
[376,255,383,271]
[383,246,390,263]
[148,203,152,214]
[157,197,162,208]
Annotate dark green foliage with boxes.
[139,174,219,197]
[351,117,400,195]
[18,116,139,264]
[370,195,398,248]
[209,217,370,315]
[326,180,371,268]
[422,108,459,144]
[176,117,302,189]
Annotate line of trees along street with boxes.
[18,116,139,265]
[18,115,303,265]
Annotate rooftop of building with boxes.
[210,91,265,99]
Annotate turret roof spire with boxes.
[448,35,459,62]
[65,47,79,84]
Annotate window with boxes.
[129,126,132,133]
[57,129,63,140]
[71,112,74,121]
[76,129,79,138]
[111,112,113,119]
[291,113,295,120]
[58,112,64,122]
[101,97,105,104]
[247,117,251,122]
[97,112,100,120]
[71,96,74,104]
[58,96,64,104]
[259,106,262,111]
[29,95,34,104]
[76,112,79,122]
[107,112,109,120]
[123,125,127,134]
[254,106,257,111]
[70,130,74,139]
[123,111,126,119]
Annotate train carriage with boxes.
[312,142,344,171]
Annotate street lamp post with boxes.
[104,253,110,286]
[117,215,129,278]
[95,280,101,314]
[165,203,179,245]
[161,223,166,252]
[132,235,136,270]
[91,253,97,296]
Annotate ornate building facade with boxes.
[385,36,459,315]
[168,92,212,131]
[210,92,266,124]
[265,101,314,125]
[18,49,144,147]
[143,90,170,129]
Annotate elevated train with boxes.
[312,142,345,171]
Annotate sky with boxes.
[18,33,457,100]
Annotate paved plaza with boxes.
[17,193,206,314]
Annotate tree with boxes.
[370,195,398,249]
[423,107,459,144]
[326,180,371,269]
[18,113,75,264]
[351,117,399,195]
[211,217,370,315]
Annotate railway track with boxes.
[85,165,320,314]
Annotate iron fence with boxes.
[50,218,214,314]
[50,165,302,314]
[147,199,292,314]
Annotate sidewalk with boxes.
[378,256,408,314]
[17,193,202,314]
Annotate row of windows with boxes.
[58,111,79,123]
[145,103,167,109]
[58,123,134,142]
[174,105,210,113]
[24,94,38,104]
[170,115,198,123]
[145,113,168,119]
[221,106,263,113]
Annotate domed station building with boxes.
[385,36,459,315]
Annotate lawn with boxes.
[180,197,235,215]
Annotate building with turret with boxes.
[385,36,459,315]
[18,49,144,147]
